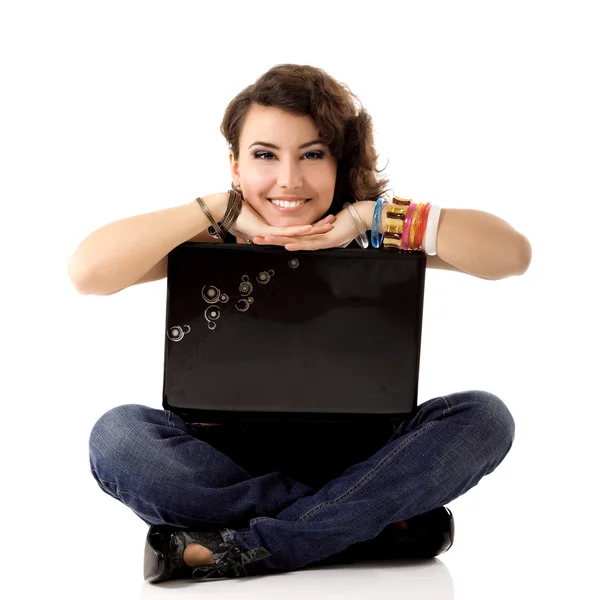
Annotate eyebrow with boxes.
[248,139,325,150]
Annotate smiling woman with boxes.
[77,63,524,584]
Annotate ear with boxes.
[229,151,240,186]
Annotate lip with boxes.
[268,198,310,213]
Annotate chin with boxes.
[254,198,330,227]
[264,210,313,227]
[272,216,315,227]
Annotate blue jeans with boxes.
[89,390,515,576]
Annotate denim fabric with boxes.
[89,390,515,575]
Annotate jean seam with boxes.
[248,517,271,525]
[296,420,437,523]
[441,395,453,417]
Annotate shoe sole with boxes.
[144,525,179,583]
[404,506,454,556]
[443,507,455,553]
[362,506,454,561]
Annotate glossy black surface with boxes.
[163,243,426,424]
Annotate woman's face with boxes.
[230,104,338,227]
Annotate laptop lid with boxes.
[163,242,426,425]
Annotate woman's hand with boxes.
[252,201,375,251]
[227,197,336,241]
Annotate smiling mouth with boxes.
[268,198,311,212]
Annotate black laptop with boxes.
[162,242,426,425]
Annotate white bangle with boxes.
[424,204,442,256]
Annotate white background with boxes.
[1,1,598,597]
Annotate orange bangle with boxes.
[409,203,424,249]
[414,203,431,249]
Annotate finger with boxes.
[317,214,336,224]
[306,222,334,234]
[253,234,297,246]
[253,235,292,246]
[287,216,334,237]
[262,233,328,248]
[313,216,335,228]
[285,238,323,251]
[252,235,271,243]
[269,222,333,237]
[268,225,312,236]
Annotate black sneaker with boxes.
[310,506,454,567]
[386,506,455,558]
[143,525,271,583]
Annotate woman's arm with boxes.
[432,208,531,280]
[360,202,532,280]
[67,193,229,296]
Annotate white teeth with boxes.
[270,199,306,208]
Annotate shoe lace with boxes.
[191,540,246,580]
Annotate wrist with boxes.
[358,201,377,230]
[202,192,229,223]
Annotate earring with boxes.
[231,181,242,192]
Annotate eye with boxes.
[254,151,275,160]
[253,151,325,160]
[304,151,325,160]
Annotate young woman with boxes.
[72,64,531,583]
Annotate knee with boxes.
[449,390,516,457]
[88,403,152,473]
[471,390,515,455]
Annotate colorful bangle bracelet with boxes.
[408,203,423,249]
[401,202,418,250]
[382,198,410,250]
[414,203,431,249]
[373,195,440,254]
[424,204,442,255]
[382,209,405,250]
[371,198,386,248]
[382,199,429,252]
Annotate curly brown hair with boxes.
[220,63,392,217]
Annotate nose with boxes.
[276,157,304,189]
